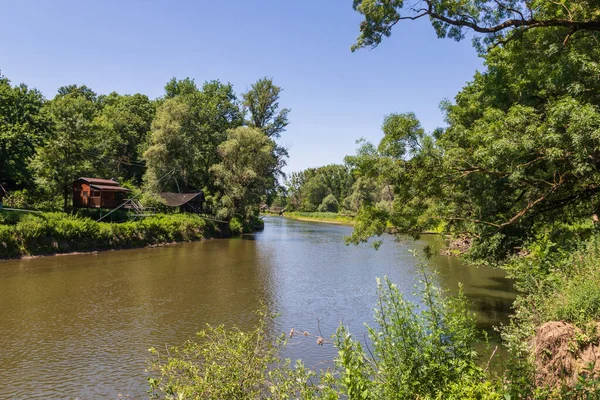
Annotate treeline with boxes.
[278,160,393,214]
[0,75,288,227]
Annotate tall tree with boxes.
[347,26,600,261]
[210,127,279,221]
[33,92,99,211]
[0,76,51,191]
[242,77,290,139]
[94,92,155,183]
[144,79,243,193]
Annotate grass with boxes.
[0,211,218,258]
[282,211,355,225]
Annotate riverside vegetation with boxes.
[148,0,600,398]
[0,75,288,252]
[0,211,218,259]
[5,0,600,397]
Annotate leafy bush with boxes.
[501,231,600,397]
[148,256,502,399]
[317,194,339,213]
[333,257,490,399]
[0,212,214,258]
[229,217,243,235]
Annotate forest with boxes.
[0,75,289,239]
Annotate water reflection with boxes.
[0,216,515,398]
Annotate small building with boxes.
[73,177,130,209]
[157,192,205,213]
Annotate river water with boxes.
[0,216,515,399]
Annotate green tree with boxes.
[352,0,600,51]
[93,92,155,183]
[210,127,279,223]
[32,93,99,211]
[347,26,600,261]
[0,76,51,191]
[145,79,244,193]
[242,77,290,139]
[164,77,199,99]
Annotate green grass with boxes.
[0,212,218,258]
[283,211,355,225]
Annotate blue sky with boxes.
[0,0,483,175]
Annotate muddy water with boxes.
[0,216,515,399]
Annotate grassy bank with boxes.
[0,212,219,259]
[282,211,355,225]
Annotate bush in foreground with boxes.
[147,257,502,399]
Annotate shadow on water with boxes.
[0,216,517,398]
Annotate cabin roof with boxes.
[89,184,130,191]
[158,192,204,207]
[75,177,120,186]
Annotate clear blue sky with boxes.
[0,0,483,175]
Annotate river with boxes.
[0,216,515,399]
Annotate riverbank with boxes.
[0,212,220,259]
[279,211,355,225]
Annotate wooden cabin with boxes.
[157,192,205,213]
[73,177,130,209]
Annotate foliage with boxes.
[242,77,290,139]
[0,75,51,190]
[148,309,281,399]
[145,79,244,194]
[352,0,600,52]
[318,194,339,213]
[93,92,155,183]
[32,91,99,211]
[210,127,279,224]
[497,229,600,397]
[0,212,213,258]
[147,255,501,399]
[334,259,488,399]
[345,25,600,262]
[148,308,339,400]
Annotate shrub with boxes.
[0,212,211,258]
[333,256,488,399]
[148,255,500,399]
[317,194,339,213]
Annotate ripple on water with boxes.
[0,217,515,398]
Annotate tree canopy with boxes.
[346,24,600,261]
[352,0,600,50]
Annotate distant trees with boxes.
[0,73,289,224]
[285,164,361,213]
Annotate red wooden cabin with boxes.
[72,177,130,209]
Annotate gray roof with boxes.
[158,192,204,207]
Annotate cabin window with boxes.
[91,190,100,197]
